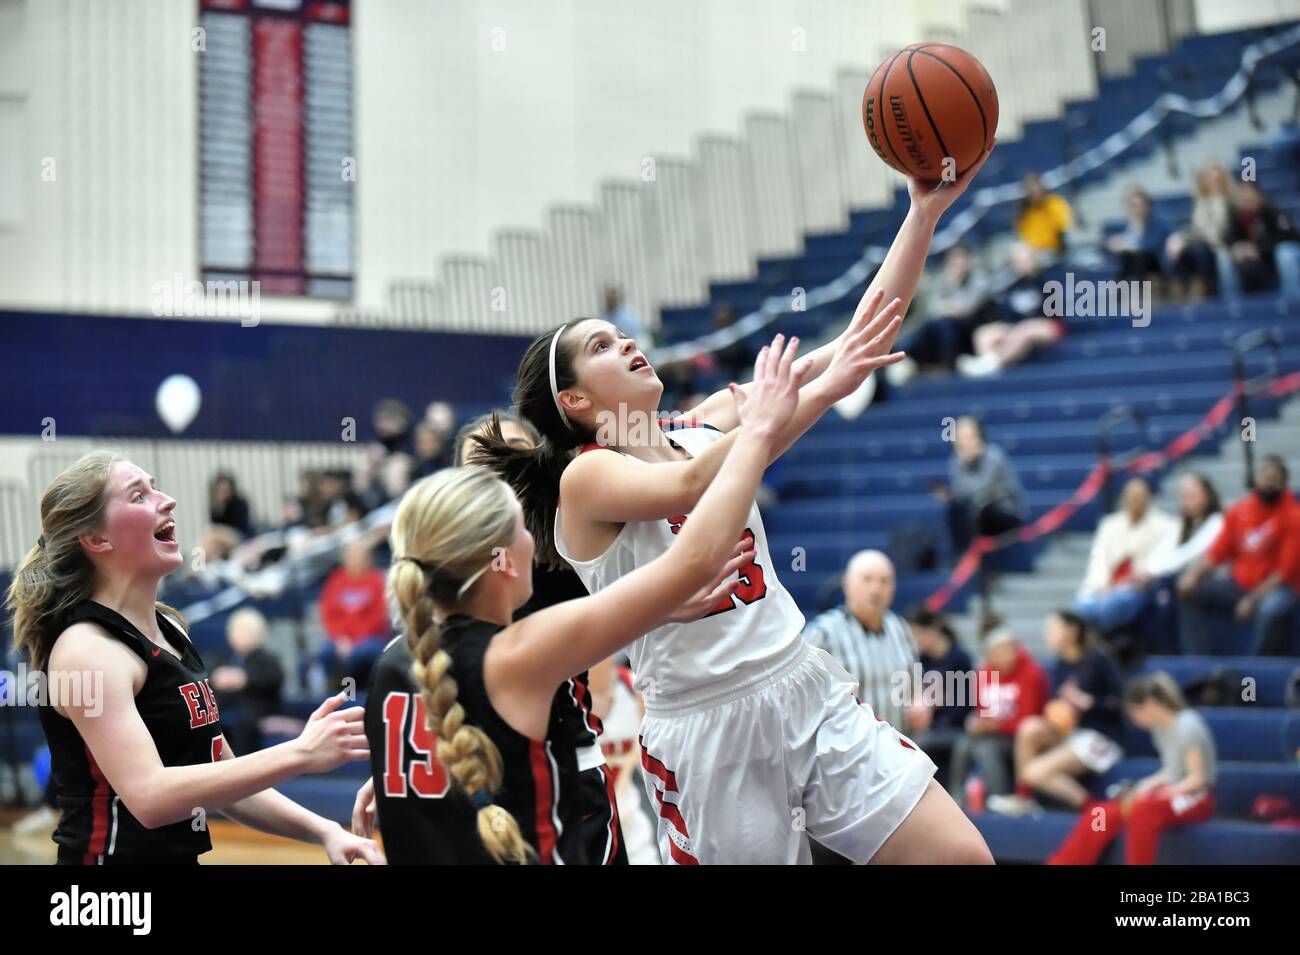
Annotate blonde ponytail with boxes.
[389,467,533,864]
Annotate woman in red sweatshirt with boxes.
[311,540,391,689]
[948,630,1050,805]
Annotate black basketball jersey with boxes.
[518,563,590,618]
[39,600,224,863]
[366,618,626,864]
[364,637,495,865]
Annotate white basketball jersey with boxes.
[555,424,804,700]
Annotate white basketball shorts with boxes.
[637,638,935,864]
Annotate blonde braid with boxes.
[390,527,533,864]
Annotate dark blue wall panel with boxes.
[0,312,532,441]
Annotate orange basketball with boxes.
[1044,699,1077,737]
[862,43,999,181]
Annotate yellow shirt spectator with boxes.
[1017,193,1073,254]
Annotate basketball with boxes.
[862,43,999,180]
[1045,699,1078,737]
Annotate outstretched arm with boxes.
[564,293,904,526]
[56,628,368,831]
[690,145,996,433]
[217,738,385,864]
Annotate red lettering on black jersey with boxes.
[199,679,221,724]
[179,682,206,729]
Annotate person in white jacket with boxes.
[1073,478,1179,631]
[1135,474,1223,584]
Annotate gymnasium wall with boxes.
[0,310,523,441]
[0,0,1276,330]
[0,0,1025,324]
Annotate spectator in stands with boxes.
[1015,172,1072,261]
[374,398,414,455]
[1167,163,1234,301]
[905,607,974,790]
[706,303,753,381]
[956,242,1064,377]
[1223,182,1300,298]
[421,401,458,466]
[1113,473,1224,640]
[210,607,285,754]
[320,470,366,529]
[1047,672,1216,865]
[1135,473,1224,581]
[1178,454,1300,656]
[988,611,1124,817]
[933,416,1025,556]
[201,472,254,561]
[1107,188,1173,288]
[310,540,392,689]
[600,285,650,348]
[295,470,330,529]
[454,411,539,466]
[888,244,997,386]
[803,550,917,731]
[412,424,448,480]
[1073,477,1179,633]
[949,630,1050,804]
[209,472,253,537]
[658,358,708,415]
[356,444,416,513]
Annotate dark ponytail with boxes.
[473,322,597,568]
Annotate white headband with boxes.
[548,324,572,429]
[456,564,490,599]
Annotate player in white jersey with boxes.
[477,148,996,864]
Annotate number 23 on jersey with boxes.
[666,518,768,615]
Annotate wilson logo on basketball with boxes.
[862,43,998,180]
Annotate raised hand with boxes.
[728,333,812,440]
[907,142,996,222]
[819,288,907,402]
[295,691,370,773]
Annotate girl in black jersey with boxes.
[5,451,385,865]
[352,411,749,862]
[360,335,803,862]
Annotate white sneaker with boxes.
[956,352,1001,378]
[885,356,918,388]
[987,794,1042,817]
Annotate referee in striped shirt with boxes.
[802,549,918,731]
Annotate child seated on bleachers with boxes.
[1047,672,1217,865]
[988,611,1125,818]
